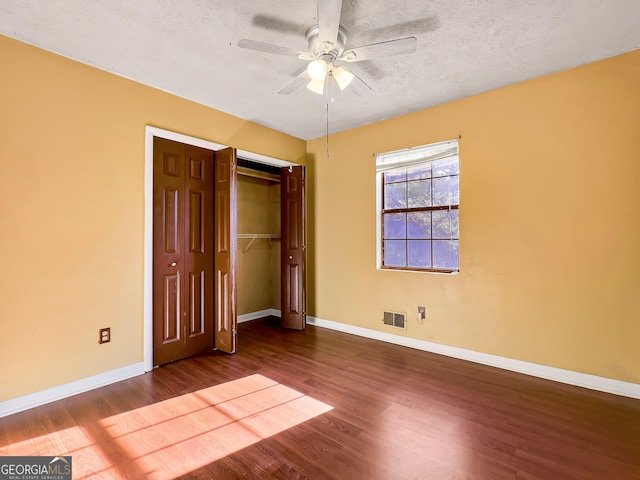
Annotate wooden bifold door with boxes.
[153,137,305,366]
[213,147,237,353]
[280,165,306,330]
[153,138,216,365]
[153,138,237,365]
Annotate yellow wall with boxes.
[0,35,306,402]
[306,49,640,384]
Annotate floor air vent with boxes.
[382,310,406,330]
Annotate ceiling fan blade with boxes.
[238,39,311,59]
[348,70,371,96]
[339,36,417,62]
[251,14,303,34]
[277,67,309,95]
[317,0,342,50]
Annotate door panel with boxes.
[189,271,205,336]
[163,188,180,254]
[163,272,181,343]
[153,138,214,365]
[153,138,186,365]
[281,166,306,330]
[214,148,237,353]
[183,145,214,358]
[189,191,204,252]
[287,263,300,313]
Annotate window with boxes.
[376,140,459,273]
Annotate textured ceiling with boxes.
[1,0,639,140]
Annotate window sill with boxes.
[379,266,459,275]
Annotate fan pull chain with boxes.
[325,102,330,159]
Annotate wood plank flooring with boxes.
[1,317,639,479]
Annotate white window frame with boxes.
[376,139,460,273]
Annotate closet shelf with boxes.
[238,233,280,253]
[237,233,280,239]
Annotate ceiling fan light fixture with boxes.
[306,78,325,95]
[333,66,354,90]
[307,59,328,81]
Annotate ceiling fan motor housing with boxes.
[306,25,347,60]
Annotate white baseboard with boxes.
[307,316,640,400]
[238,309,281,323]
[0,363,146,418]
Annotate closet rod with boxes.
[237,166,281,183]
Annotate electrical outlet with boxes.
[418,306,426,322]
[99,327,111,344]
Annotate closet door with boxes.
[281,165,306,330]
[153,138,214,366]
[214,147,238,353]
[184,145,215,357]
[153,138,186,365]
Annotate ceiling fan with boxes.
[238,0,418,96]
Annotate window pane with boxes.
[407,211,431,239]
[433,157,459,177]
[408,179,431,207]
[408,240,431,268]
[432,210,459,239]
[384,169,406,183]
[433,240,459,270]
[384,240,406,267]
[384,182,407,209]
[407,164,431,180]
[432,175,459,206]
[384,213,406,239]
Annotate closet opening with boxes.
[237,159,283,322]
[235,158,306,332]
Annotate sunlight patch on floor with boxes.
[98,374,334,479]
[3,425,118,479]
[3,374,333,480]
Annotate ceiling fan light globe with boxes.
[306,78,325,95]
[307,59,327,81]
[333,66,354,90]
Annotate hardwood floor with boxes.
[1,316,639,479]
